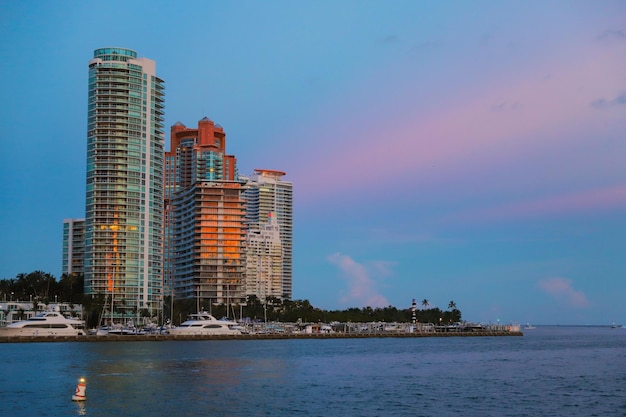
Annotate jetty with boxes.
[0,328,522,343]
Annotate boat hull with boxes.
[0,327,85,337]
[168,327,241,336]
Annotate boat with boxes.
[524,323,537,330]
[0,311,85,336]
[611,322,623,329]
[168,311,242,335]
[383,323,404,332]
[97,321,140,336]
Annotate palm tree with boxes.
[448,300,457,310]
[421,299,429,309]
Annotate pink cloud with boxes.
[327,253,390,308]
[538,277,590,308]
[290,39,626,207]
[445,184,626,223]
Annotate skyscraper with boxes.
[62,218,85,277]
[243,170,293,300]
[165,118,246,307]
[245,212,283,301]
[84,48,165,320]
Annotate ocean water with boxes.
[1,326,625,416]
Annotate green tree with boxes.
[81,293,106,328]
[59,273,84,303]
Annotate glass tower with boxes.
[84,48,165,321]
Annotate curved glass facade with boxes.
[85,48,164,321]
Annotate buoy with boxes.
[72,378,86,401]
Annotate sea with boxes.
[1,326,625,417]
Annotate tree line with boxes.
[228,296,462,325]
[0,271,83,305]
[1,271,462,327]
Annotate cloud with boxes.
[596,29,626,43]
[446,185,626,223]
[479,33,493,47]
[379,34,399,44]
[538,277,590,308]
[490,101,523,112]
[327,253,390,308]
[291,38,626,204]
[408,40,442,55]
[591,91,626,109]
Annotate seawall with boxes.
[0,331,522,343]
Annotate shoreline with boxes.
[0,330,522,343]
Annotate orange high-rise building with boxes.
[164,118,246,307]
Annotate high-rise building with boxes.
[84,47,165,320]
[62,218,85,276]
[242,170,293,300]
[165,118,246,306]
[245,212,283,301]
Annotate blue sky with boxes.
[1,1,625,325]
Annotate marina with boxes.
[0,300,522,343]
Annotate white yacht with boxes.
[0,311,85,336]
[169,312,242,335]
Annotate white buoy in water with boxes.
[72,378,86,401]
